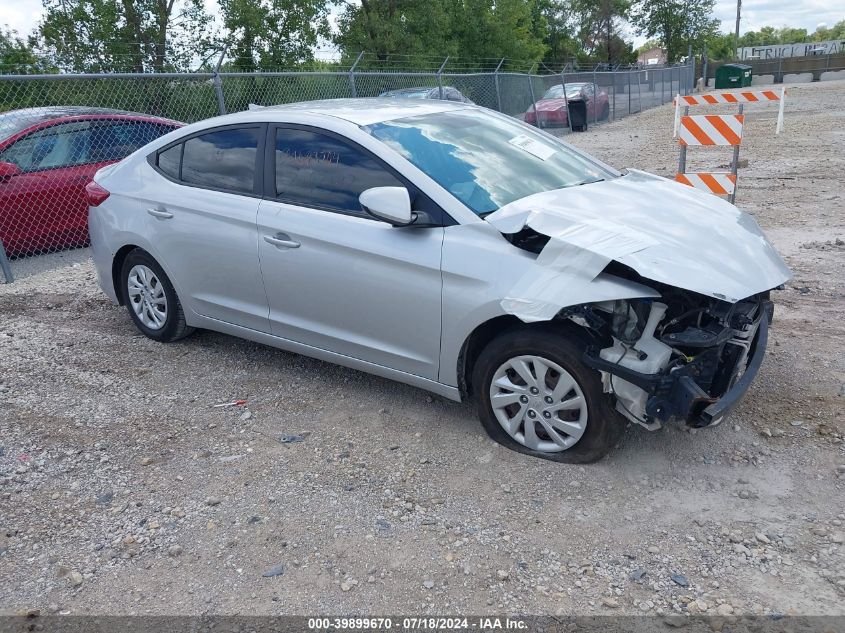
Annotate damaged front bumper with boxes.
[582,302,771,429]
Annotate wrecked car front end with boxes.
[574,284,771,430]
[486,170,791,431]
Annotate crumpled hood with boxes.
[486,170,791,303]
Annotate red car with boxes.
[523,82,610,128]
[0,107,181,257]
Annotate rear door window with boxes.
[180,128,260,194]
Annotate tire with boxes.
[120,248,194,343]
[600,103,610,121]
[472,326,624,463]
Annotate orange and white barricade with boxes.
[675,172,737,196]
[673,87,785,136]
[678,114,744,146]
[671,87,785,202]
[675,114,743,200]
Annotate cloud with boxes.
[713,0,844,34]
[0,0,43,34]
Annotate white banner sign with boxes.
[737,40,845,60]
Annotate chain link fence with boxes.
[0,61,693,279]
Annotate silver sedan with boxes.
[87,99,790,462]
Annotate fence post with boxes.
[627,70,631,116]
[437,56,449,100]
[730,103,744,203]
[0,239,12,284]
[611,71,616,120]
[777,56,783,84]
[349,51,364,98]
[560,71,573,133]
[687,46,693,94]
[593,67,598,124]
[213,46,228,115]
[703,45,709,88]
[527,66,539,128]
[493,58,505,112]
[638,71,642,111]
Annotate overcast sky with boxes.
[2,0,843,50]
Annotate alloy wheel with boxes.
[127,264,168,330]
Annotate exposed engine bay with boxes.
[559,265,772,430]
[485,175,791,431]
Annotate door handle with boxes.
[147,207,173,219]
[264,234,300,249]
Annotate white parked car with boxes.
[86,99,791,463]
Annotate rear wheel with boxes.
[600,103,610,120]
[120,249,193,342]
[472,327,624,463]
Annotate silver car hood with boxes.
[486,170,792,305]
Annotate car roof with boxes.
[241,97,471,126]
[0,106,180,141]
[383,87,436,94]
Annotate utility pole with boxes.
[734,0,742,59]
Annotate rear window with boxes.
[153,126,260,194]
[182,128,258,193]
[157,144,181,179]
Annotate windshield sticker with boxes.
[508,135,557,161]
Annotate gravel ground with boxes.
[1,80,844,618]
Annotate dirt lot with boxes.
[1,80,844,618]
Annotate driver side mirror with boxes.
[0,161,21,181]
[359,186,415,226]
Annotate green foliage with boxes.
[9,0,841,75]
[1,27,52,74]
[335,0,547,69]
[630,0,719,62]
[37,0,216,72]
[811,20,845,42]
[570,0,630,64]
[219,0,332,71]
[533,0,580,66]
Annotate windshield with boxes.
[381,89,431,99]
[542,84,585,100]
[363,108,614,215]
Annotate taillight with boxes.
[85,181,110,207]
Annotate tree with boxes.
[811,20,845,42]
[1,27,51,74]
[703,31,734,59]
[571,0,630,64]
[533,0,577,67]
[335,0,454,64]
[37,0,216,72]
[334,0,546,69]
[630,0,719,63]
[219,0,332,71]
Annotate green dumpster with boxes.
[715,63,753,89]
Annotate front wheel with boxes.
[472,327,624,463]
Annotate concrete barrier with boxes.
[751,74,775,85]
[820,70,845,81]
[783,72,813,83]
